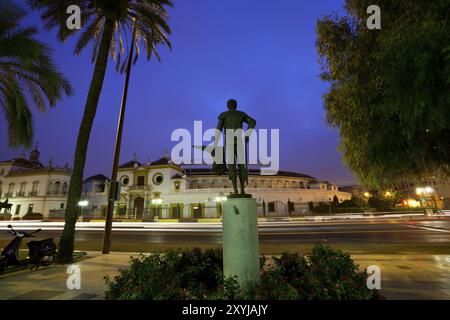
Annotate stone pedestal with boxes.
[222,198,260,289]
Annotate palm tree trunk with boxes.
[57,18,115,263]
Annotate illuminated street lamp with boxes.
[215,191,227,203]
[151,196,163,205]
[363,192,370,198]
[151,194,163,220]
[78,200,89,220]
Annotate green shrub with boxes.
[105,245,380,300]
[105,248,224,300]
[311,202,331,214]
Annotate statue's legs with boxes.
[238,164,246,194]
[227,164,239,194]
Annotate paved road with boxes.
[1,219,449,248]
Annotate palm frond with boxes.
[29,0,173,74]
[0,0,73,147]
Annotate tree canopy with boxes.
[316,0,450,187]
[0,0,72,147]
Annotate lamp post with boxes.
[78,200,88,221]
[102,23,137,254]
[151,194,163,220]
[328,197,332,216]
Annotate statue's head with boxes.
[227,99,237,110]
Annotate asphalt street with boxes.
[1,219,449,249]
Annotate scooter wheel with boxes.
[41,254,55,266]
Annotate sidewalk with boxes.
[0,252,449,300]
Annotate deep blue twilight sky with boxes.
[0,0,357,185]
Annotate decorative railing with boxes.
[6,167,71,177]
[128,185,152,191]
[184,187,345,194]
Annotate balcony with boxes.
[17,191,26,197]
[4,192,14,197]
[28,191,38,196]
[128,185,152,191]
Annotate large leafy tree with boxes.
[0,0,72,147]
[316,0,450,187]
[29,0,172,262]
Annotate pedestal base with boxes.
[222,198,260,289]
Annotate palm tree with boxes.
[29,0,172,262]
[0,1,72,147]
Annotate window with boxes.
[31,181,39,196]
[15,205,21,216]
[7,183,15,196]
[60,203,65,209]
[0,169,4,176]
[174,182,180,191]
[192,204,202,218]
[171,204,182,219]
[268,202,275,213]
[190,180,199,189]
[120,176,129,186]
[152,173,164,185]
[62,182,68,194]
[27,204,34,213]
[19,182,27,196]
[95,183,105,193]
[54,181,61,194]
[137,176,145,186]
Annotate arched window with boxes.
[190,179,199,189]
[7,183,15,196]
[47,181,53,195]
[199,179,209,189]
[54,181,61,194]
[299,181,304,189]
[31,181,39,196]
[222,179,231,188]
[62,182,68,194]
[210,180,220,189]
[19,182,27,196]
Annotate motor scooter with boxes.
[0,225,56,273]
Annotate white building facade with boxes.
[0,147,70,218]
[105,156,352,220]
[0,151,352,220]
